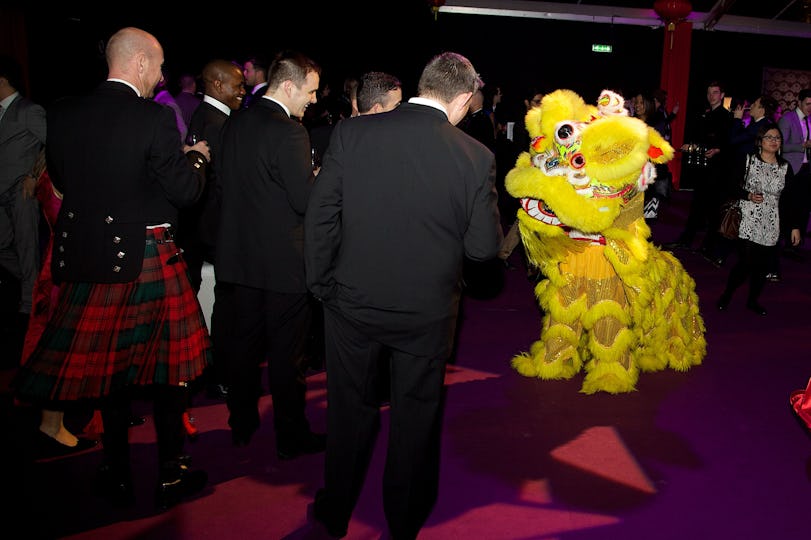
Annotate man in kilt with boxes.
[13,27,213,510]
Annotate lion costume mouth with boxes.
[520,197,606,245]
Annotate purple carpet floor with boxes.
[3,189,811,539]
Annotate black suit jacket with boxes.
[305,102,502,356]
[182,100,229,250]
[461,108,496,151]
[241,83,268,110]
[46,81,205,283]
[216,98,315,292]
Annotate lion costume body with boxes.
[506,89,705,394]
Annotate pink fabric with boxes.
[21,171,61,364]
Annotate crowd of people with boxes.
[661,80,810,314]
[1,27,502,540]
[1,23,809,540]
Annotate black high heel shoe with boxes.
[717,293,731,311]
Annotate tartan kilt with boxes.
[14,226,212,401]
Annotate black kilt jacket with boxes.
[46,81,206,284]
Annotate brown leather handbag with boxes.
[718,200,742,240]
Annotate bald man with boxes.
[14,27,213,511]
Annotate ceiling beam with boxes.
[704,0,737,30]
[439,0,811,38]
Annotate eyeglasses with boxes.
[762,135,781,141]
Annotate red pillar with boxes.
[659,20,692,190]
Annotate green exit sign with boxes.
[592,44,613,53]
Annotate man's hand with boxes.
[184,140,211,162]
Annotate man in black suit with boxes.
[182,59,245,400]
[13,27,212,510]
[0,54,46,348]
[182,59,245,292]
[241,55,269,109]
[303,52,503,540]
[460,88,496,151]
[216,50,325,458]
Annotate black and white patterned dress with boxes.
[738,155,788,247]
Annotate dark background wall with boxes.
[15,3,811,123]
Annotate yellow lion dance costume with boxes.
[506,89,706,394]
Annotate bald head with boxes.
[202,59,246,111]
[202,59,239,87]
[105,27,164,98]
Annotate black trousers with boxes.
[225,284,312,443]
[208,277,235,388]
[722,239,772,304]
[100,384,188,473]
[320,307,447,540]
[679,165,724,247]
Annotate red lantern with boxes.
[654,0,692,48]
[429,0,446,21]
[654,0,692,24]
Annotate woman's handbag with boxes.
[718,200,742,239]
[718,154,751,240]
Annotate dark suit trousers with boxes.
[321,307,446,540]
[209,279,235,387]
[0,182,40,314]
[680,164,724,246]
[100,385,188,471]
[226,284,312,443]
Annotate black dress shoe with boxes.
[277,431,327,460]
[311,488,348,538]
[717,295,730,311]
[155,464,208,511]
[703,254,724,268]
[206,383,229,400]
[662,241,688,250]
[765,272,781,283]
[746,302,767,316]
[96,464,135,508]
[128,415,147,427]
[231,429,254,448]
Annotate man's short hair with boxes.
[356,71,402,114]
[245,55,269,77]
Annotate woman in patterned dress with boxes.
[717,123,803,315]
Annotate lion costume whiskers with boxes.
[506,89,705,394]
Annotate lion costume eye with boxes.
[569,152,586,169]
[556,123,578,145]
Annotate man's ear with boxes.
[449,91,473,125]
